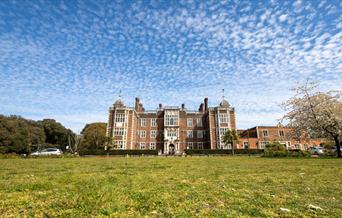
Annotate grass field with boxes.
[0,157,341,217]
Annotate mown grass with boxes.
[0,157,341,217]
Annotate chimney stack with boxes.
[135,97,140,111]
[199,103,204,112]
[159,103,162,109]
[204,97,208,112]
[139,103,143,112]
[181,103,185,110]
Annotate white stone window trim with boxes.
[187,130,193,138]
[151,118,157,127]
[150,130,156,138]
[196,118,202,127]
[262,130,269,137]
[140,142,146,150]
[140,118,146,127]
[140,130,146,138]
[187,118,193,127]
[150,142,156,150]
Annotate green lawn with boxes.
[0,157,341,217]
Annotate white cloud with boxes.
[0,0,341,131]
[279,14,288,22]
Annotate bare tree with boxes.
[282,81,342,158]
[68,133,82,154]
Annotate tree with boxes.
[0,115,76,154]
[67,133,82,154]
[0,115,45,154]
[38,119,74,150]
[282,81,342,158]
[80,122,108,150]
[222,129,239,155]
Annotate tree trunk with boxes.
[335,138,341,158]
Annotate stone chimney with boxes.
[199,103,204,112]
[139,103,143,112]
[204,97,208,112]
[135,97,140,111]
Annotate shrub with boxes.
[184,149,263,155]
[264,142,288,157]
[321,141,336,149]
[322,150,337,157]
[78,149,158,156]
[264,143,312,158]
[287,150,311,157]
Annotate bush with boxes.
[264,142,288,157]
[184,149,263,155]
[78,149,158,156]
[321,141,336,149]
[322,150,337,157]
[264,142,311,158]
[287,150,311,157]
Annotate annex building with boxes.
[106,97,236,154]
[237,126,325,150]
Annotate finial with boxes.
[118,89,122,99]
[222,89,225,100]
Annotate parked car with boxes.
[30,148,63,156]
[308,146,324,155]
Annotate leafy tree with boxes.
[0,115,45,154]
[80,122,108,150]
[282,81,342,158]
[0,115,75,154]
[222,129,239,155]
[38,119,74,150]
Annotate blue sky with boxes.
[0,0,341,132]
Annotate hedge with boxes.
[184,149,264,155]
[264,146,311,158]
[79,149,158,156]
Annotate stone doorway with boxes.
[169,144,175,155]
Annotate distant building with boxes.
[106,96,236,154]
[237,125,325,150]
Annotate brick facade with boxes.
[107,97,236,154]
[237,126,325,150]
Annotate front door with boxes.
[169,144,175,155]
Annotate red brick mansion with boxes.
[106,97,325,154]
[106,97,236,154]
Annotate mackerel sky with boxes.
[0,0,341,132]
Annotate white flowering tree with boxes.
[282,81,342,158]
